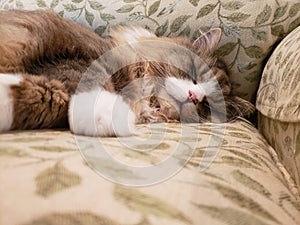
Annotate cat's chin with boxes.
[69,88,137,137]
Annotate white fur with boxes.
[111,26,155,47]
[0,74,23,132]
[69,88,136,137]
[165,77,217,102]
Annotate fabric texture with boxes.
[1,0,300,102]
[1,120,299,225]
[256,25,300,191]
[258,114,300,193]
[256,25,300,122]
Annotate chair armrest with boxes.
[256,25,300,189]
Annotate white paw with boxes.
[69,88,137,137]
[0,74,23,132]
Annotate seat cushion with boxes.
[1,120,299,225]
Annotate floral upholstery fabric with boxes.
[256,25,300,122]
[256,25,300,192]
[1,120,300,225]
[1,0,300,102]
[258,114,300,193]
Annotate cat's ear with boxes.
[192,28,222,54]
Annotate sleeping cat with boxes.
[0,10,255,137]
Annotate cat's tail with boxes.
[69,88,137,137]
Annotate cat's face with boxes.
[146,29,254,122]
[111,26,254,122]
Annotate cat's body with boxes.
[0,10,255,136]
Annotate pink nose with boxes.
[189,90,197,101]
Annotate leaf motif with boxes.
[95,25,107,35]
[244,46,264,59]
[288,17,300,33]
[221,156,260,169]
[157,2,178,17]
[114,185,192,223]
[224,149,262,167]
[128,12,145,21]
[251,29,267,41]
[271,25,285,37]
[221,1,244,10]
[170,15,192,33]
[273,3,288,21]
[88,1,105,10]
[116,4,135,13]
[193,204,269,225]
[191,29,201,41]
[296,132,300,156]
[100,13,116,21]
[222,22,241,37]
[245,71,259,83]
[231,170,272,198]
[0,146,30,157]
[155,20,169,36]
[289,3,300,17]
[37,0,47,7]
[63,4,78,12]
[16,0,24,8]
[72,0,83,3]
[30,146,75,152]
[226,12,250,22]
[50,0,59,8]
[255,5,272,25]
[210,182,279,223]
[85,10,95,26]
[35,163,81,197]
[148,0,160,16]
[215,42,238,57]
[189,0,199,7]
[22,212,121,225]
[58,10,64,17]
[179,25,191,37]
[196,4,217,19]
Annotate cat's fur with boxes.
[0,10,255,136]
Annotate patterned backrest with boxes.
[1,0,300,102]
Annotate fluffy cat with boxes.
[0,10,255,137]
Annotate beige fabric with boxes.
[1,120,299,225]
[257,25,300,122]
[258,113,300,192]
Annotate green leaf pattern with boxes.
[0,120,299,224]
[256,26,300,192]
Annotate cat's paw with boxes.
[69,88,137,137]
[0,73,23,132]
[133,100,158,124]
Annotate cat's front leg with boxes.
[69,88,137,137]
[0,74,23,131]
[0,73,69,131]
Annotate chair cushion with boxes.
[1,120,299,225]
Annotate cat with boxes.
[0,10,255,137]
